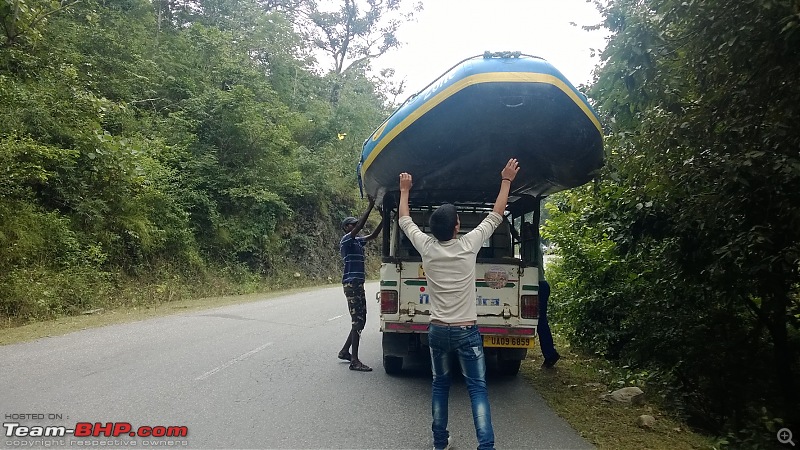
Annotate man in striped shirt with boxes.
[339,197,383,372]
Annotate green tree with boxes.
[545,0,800,441]
[302,0,420,105]
[0,0,404,323]
[0,0,80,47]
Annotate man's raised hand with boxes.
[501,158,520,182]
[399,172,413,192]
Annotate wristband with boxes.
[502,178,512,183]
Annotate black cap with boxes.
[341,216,358,229]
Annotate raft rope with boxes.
[483,50,522,59]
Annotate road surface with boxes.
[0,282,592,449]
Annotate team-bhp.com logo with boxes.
[4,422,188,438]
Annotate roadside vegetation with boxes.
[0,0,397,326]
[542,0,800,447]
[522,334,716,450]
[2,0,798,448]
[0,286,324,346]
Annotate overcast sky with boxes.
[373,0,609,98]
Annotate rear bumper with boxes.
[382,321,536,337]
[381,329,531,361]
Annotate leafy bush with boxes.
[544,0,800,443]
[0,0,393,326]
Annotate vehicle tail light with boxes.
[521,294,539,319]
[380,290,398,314]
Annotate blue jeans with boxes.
[428,323,495,450]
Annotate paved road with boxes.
[0,283,592,449]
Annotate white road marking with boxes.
[195,343,273,381]
[327,315,344,322]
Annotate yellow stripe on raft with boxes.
[360,72,602,178]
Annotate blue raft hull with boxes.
[359,53,604,208]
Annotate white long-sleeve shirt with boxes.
[399,212,503,323]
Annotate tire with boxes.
[383,355,403,375]
[497,359,521,376]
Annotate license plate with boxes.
[482,335,535,348]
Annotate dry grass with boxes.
[522,337,717,450]
[0,287,317,346]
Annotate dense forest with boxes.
[0,0,412,321]
[2,0,799,447]
[544,0,800,446]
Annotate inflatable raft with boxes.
[359,52,604,208]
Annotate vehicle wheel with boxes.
[497,359,521,376]
[383,355,403,375]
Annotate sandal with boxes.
[349,361,373,372]
[338,351,352,361]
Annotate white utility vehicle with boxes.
[376,197,544,376]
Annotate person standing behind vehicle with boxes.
[398,158,520,450]
[537,279,561,368]
[339,197,383,372]
[520,220,561,369]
